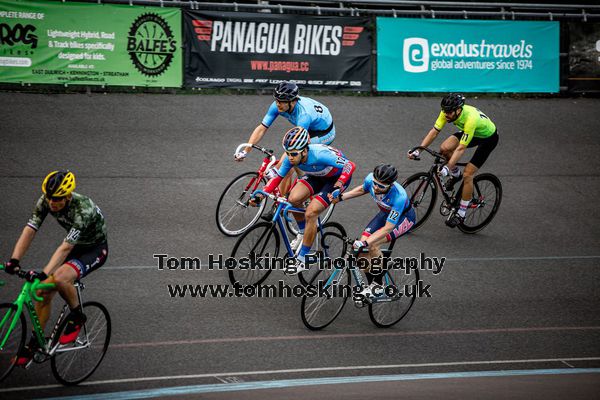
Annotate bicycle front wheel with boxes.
[300,263,351,331]
[368,266,419,328]
[229,222,280,286]
[216,172,267,236]
[51,301,111,386]
[299,221,347,286]
[458,173,502,234]
[0,303,26,382]
[402,172,437,231]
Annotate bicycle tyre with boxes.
[51,301,111,386]
[300,263,351,331]
[229,221,280,286]
[402,172,438,231]
[298,221,347,286]
[216,172,267,237]
[0,303,26,382]
[368,267,419,328]
[458,173,502,234]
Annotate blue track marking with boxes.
[41,368,600,400]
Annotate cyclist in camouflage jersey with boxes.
[4,170,108,366]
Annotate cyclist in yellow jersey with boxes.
[408,94,499,228]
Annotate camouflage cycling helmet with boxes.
[441,93,465,112]
[42,170,76,198]
[273,81,299,102]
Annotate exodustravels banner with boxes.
[183,10,372,90]
[0,0,182,86]
[377,18,559,93]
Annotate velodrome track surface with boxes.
[0,93,599,399]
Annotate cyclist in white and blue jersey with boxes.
[329,165,415,295]
[250,127,355,273]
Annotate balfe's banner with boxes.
[377,18,559,93]
[568,23,600,92]
[0,0,181,86]
[183,10,371,90]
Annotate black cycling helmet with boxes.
[441,93,465,112]
[373,164,398,185]
[273,81,299,102]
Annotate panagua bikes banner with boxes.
[183,10,372,90]
[377,18,559,93]
[0,0,182,86]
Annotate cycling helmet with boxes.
[373,164,398,184]
[282,126,310,151]
[441,93,465,112]
[42,170,76,198]
[273,81,299,102]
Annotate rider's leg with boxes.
[439,135,460,163]
[287,180,312,249]
[53,263,80,309]
[34,275,57,330]
[298,199,326,260]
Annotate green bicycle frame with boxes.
[0,264,56,350]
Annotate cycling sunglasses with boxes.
[46,195,67,202]
[372,180,390,190]
[286,151,301,157]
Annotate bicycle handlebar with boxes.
[0,264,55,300]
[235,143,278,170]
[408,146,447,163]
[251,189,302,223]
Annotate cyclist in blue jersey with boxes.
[234,82,336,162]
[250,127,355,273]
[234,82,337,195]
[329,164,415,297]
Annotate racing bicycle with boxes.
[216,143,335,236]
[300,236,419,330]
[229,190,346,287]
[0,265,111,385]
[403,146,502,233]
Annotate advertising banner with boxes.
[183,10,372,90]
[377,18,559,93]
[568,22,600,92]
[0,0,182,87]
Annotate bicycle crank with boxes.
[440,200,452,216]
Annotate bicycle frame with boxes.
[234,143,280,201]
[253,190,328,258]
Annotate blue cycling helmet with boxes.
[282,127,310,151]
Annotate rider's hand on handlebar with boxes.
[24,270,48,283]
[407,149,420,159]
[328,189,342,204]
[234,150,247,162]
[248,193,264,207]
[353,240,368,252]
[4,258,21,275]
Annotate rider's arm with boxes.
[336,160,356,187]
[42,240,74,275]
[244,124,268,153]
[419,111,446,148]
[263,157,292,194]
[338,185,366,201]
[447,115,476,169]
[10,226,37,261]
[365,221,397,246]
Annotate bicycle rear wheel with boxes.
[368,266,419,328]
[229,222,280,286]
[51,301,111,386]
[458,173,502,234]
[216,172,267,236]
[300,264,351,330]
[0,303,26,382]
[402,172,437,231]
